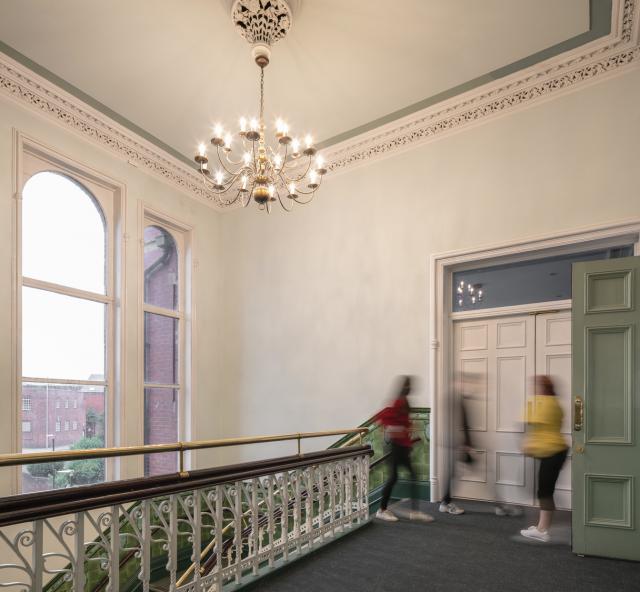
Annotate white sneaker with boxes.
[409,510,434,523]
[376,509,398,522]
[439,502,465,515]
[520,526,550,542]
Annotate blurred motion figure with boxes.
[375,376,433,523]
[520,375,568,542]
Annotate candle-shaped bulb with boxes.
[198,143,207,157]
[243,151,251,166]
[288,182,296,195]
[275,118,284,134]
[250,118,258,131]
[239,117,247,132]
[224,132,232,149]
[304,134,313,148]
[215,170,224,185]
[214,123,224,139]
[315,154,325,169]
[291,137,300,154]
[309,170,319,184]
[268,184,275,197]
[282,122,289,136]
[241,175,248,190]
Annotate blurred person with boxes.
[520,375,568,542]
[375,375,433,523]
[439,373,473,515]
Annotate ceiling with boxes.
[0,0,595,162]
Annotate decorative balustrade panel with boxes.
[0,449,370,592]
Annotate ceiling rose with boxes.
[195,0,324,212]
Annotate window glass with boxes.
[22,172,106,294]
[144,387,178,475]
[452,246,634,311]
[21,383,106,492]
[22,287,105,380]
[144,225,178,310]
[144,313,178,385]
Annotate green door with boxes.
[572,256,640,561]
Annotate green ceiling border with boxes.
[0,0,611,160]
[318,0,611,149]
[0,39,194,167]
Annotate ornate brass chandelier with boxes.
[195,0,325,212]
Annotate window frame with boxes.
[13,134,125,494]
[139,206,192,476]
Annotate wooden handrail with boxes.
[0,428,369,470]
[0,445,372,527]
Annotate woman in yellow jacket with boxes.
[520,375,568,543]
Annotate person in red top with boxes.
[375,376,434,523]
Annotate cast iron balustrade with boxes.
[0,432,371,592]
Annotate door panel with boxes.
[535,312,573,509]
[453,316,535,506]
[572,257,640,561]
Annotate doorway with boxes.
[451,309,572,508]
[430,221,640,508]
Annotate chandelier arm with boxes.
[242,182,255,208]
[292,189,317,205]
[222,150,244,167]
[275,186,294,213]
[284,155,313,183]
[215,145,243,177]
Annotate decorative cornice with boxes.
[0,0,637,207]
[0,54,225,209]
[324,0,640,174]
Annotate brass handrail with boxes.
[0,428,369,473]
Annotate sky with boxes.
[21,172,105,381]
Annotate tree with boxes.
[68,436,105,486]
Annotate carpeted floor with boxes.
[244,500,639,592]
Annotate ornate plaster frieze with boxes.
[0,0,637,208]
[324,0,640,174]
[0,54,222,209]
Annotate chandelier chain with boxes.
[260,67,265,123]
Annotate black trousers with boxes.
[537,448,568,511]
[380,443,418,511]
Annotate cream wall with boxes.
[218,65,640,460]
[1,63,640,478]
[0,96,236,494]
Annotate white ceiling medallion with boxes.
[231,0,293,45]
[0,0,637,210]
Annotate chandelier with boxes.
[456,281,484,307]
[194,0,325,212]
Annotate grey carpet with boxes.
[244,500,639,592]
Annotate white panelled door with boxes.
[452,311,572,508]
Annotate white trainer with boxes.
[439,502,465,515]
[520,526,550,543]
[375,509,399,522]
[409,510,435,523]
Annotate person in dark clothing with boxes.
[375,376,433,523]
[439,390,472,515]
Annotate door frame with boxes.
[429,220,640,502]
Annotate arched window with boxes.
[21,163,112,493]
[143,222,183,476]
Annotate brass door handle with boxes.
[574,396,584,432]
